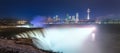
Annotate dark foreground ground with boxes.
[0,38,55,53]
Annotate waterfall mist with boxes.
[16,27,101,53]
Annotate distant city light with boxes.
[16,25,31,28]
[17,20,27,24]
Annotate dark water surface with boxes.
[96,24,120,53]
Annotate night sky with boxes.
[0,0,120,19]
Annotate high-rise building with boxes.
[75,13,79,23]
[66,14,69,18]
[71,16,76,21]
[68,16,72,21]
[47,17,53,23]
[76,13,79,18]
[56,15,58,18]
[54,15,60,22]
[65,14,69,21]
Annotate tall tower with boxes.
[87,8,90,20]
[75,13,79,23]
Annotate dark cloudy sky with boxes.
[0,0,120,19]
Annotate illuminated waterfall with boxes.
[15,27,96,53]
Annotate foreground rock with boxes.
[0,39,53,53]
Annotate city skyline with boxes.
[0,0,120,19]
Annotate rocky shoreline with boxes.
[0,39,55,53]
